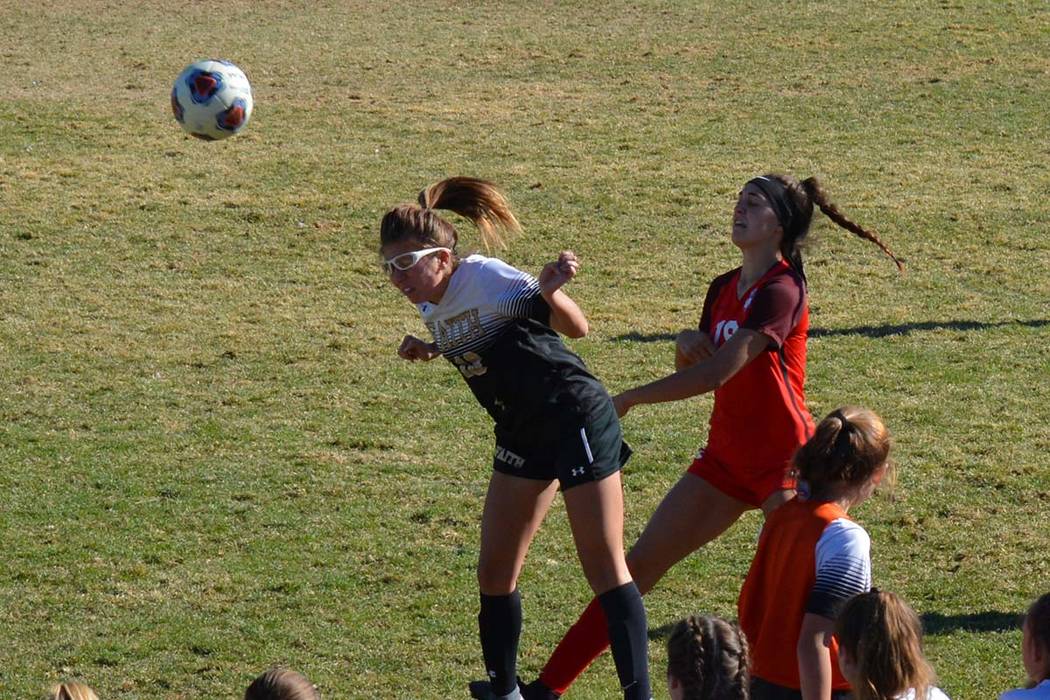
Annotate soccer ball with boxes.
[171,59,253,141]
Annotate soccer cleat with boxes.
[521,679,560,700]
[468,678,528,700]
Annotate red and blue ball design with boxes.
[171,59,253,141]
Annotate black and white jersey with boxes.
[418,254,609,437]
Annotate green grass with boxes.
[1,0,1048,697]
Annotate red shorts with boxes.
[687,448,797,508]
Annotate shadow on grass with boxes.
[921,611,1021,635]
[809,318,1049,339]
[612,319,1049,344]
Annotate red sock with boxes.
[538,597,610,695]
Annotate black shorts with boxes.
[491,397,631,490]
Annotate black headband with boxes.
[748,175,798,233]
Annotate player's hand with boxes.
[538,250,579,296]
[612,391,635,418]
[398,335,439,362]
[676,329,716,368]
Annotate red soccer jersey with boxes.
[698,259,814,472]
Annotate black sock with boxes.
[598,581,651,700]
[479,590,522,696]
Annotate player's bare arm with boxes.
[797,613,836,700]
[614,328,771,417]
[539,250,588,338]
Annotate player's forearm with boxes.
[544,289,589,338]
[621,362,722,408]
[797,629,833,700]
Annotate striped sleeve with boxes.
[486,260,550,323]
[805,518,871,619]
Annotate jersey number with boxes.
[713,319,739,345]
[453,351,487,378]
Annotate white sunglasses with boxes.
[381,247,451,275]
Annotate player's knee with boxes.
[476,560,517,595]
[576,550,631,595]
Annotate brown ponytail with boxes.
[47,684,99,700]
[793,406,892,498]
[380,177,521,253]
[666,615,750,700]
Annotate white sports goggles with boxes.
[381,247,451,275]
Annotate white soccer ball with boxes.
[171,59,253,141]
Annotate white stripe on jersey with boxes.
[419,255,544,358]
[809,518,871,614]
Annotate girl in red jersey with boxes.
[738,406,891,700]
[520,174,902,699]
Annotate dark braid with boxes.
[799,177,904,270]
[726,619,750,700]
[667,615,750,700]
[755,174,904,281]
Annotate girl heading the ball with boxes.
[379,177,651,700]
[244,667,321,700]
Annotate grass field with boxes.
[1,1,1048,698]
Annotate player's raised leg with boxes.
[627,474,751,593]
[534,474,751,697]
[474,471,559,700]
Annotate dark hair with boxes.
[379,176,521,254]
[1026,593,1050,681]
[793,406,891,497]
[245,668,320,700]
[750,174,903,282]
[666,615,750,700]
[835,590,935,700]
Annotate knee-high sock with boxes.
[479,590,522,696]
[538,597,610,694]
[598,581,651,700]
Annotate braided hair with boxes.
[666,615,750,700]
[748,174,903,283]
